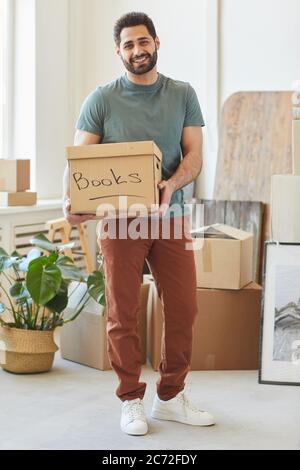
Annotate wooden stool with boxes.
[46,217,93,273]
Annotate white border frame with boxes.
[259,242,300,385]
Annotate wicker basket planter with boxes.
[0,326,59,374]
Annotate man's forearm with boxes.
[168,151,203,193]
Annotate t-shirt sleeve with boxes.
[75,88,105,135]
[183,84,205,128]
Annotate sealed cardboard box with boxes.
[146,277,262,371]
[60,283,149,370]
[0,191,37,207]
[292,119,300,175]
[66,141,162,216]
[271,175,300,242]
[192,223,253,289]
[0,159,30,192]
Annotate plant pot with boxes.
[0,326,59,374]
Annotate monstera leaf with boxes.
[26,257,62,305]
[87,271,106,306]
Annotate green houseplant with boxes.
[0,233,105,374]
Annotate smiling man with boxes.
[62,11,215,436]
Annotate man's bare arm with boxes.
[157,126,203,215]
[169,126,203,191]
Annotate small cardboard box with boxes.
[292,119,300,175]
[146,277,262,371]
[271,175,300,242]
[192,223,253,289]
[0,191,37,207]
[60,283,149,371]
[66,141,162,216]
[0,159,30,192]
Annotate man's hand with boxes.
[155,179,176,216]
[63,198,97,225]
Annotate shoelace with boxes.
[177,392,205,413]
[124,400,145,422]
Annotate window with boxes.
[0,0,5,156]
[0,0,13,158]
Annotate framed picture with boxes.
[259,242,300,385]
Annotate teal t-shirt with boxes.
[75,72,205,218]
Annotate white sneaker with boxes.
[151,391,216,427]
[120,398,148,435]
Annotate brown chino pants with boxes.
[97,215,198,402]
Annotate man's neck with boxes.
[126,68,159,85]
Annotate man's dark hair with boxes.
[114,12,157,46]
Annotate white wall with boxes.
[72,0,207,114]
[35,0,72,198]
[220,0,300,105]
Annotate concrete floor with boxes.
[0,354,299,450]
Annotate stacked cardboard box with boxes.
[0,159,37,206]
[192,223,253,290]
[60,282,150,371]
[145,222,262,371]
[270,117,300,242]
[145,276,262,371]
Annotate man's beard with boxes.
[122,48,158,75]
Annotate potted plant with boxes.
[0,233,105,374]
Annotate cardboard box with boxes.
[192,223,253,289]
[271,175,300,242]
[292,119,300,175]
[66,141,162,216]
[60,283,149,370]
[0,159,30,192]
[146,277,262,371]
[0,191,37,207]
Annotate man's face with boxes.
[116,25,160,75]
